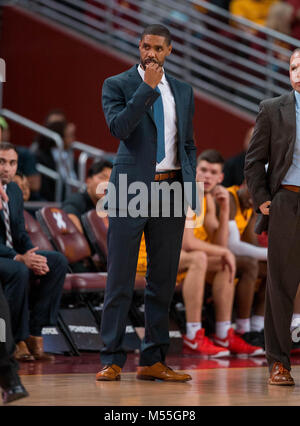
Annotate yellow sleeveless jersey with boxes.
[193,196,209,242]
[136,233,147,275]
[227,185,253,236]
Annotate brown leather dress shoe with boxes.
[137,362,192,382]
[25,336,55,362]
[268,362,295,386]
[96,365,122,381]
[14,341,35,362]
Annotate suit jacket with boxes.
[0,182,34,258]
[244,90,297,233]
[102,64,199,214]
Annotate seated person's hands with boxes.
[15,247,49,275]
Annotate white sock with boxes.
[186,322,202,340]
[215,321,231,339]
[251,315,264,332]
[235,318,250,334]
[291,314,300,331]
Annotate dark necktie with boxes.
[2,197,13,248]
[153,86,165,164]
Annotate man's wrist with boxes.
[144,80,157,89]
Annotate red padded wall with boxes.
[0,5,254,158]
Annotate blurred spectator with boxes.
[230,0,278,34]
[267,0,300,39]
[33,120,77,201]
[0,116,10,142]
[44,108,66,126]
[16,147,41,199]
[222,127,254,187]
[13,172,30,202]
[30,108,67,152]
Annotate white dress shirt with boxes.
[138,64,180,172]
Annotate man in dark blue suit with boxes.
[96,24,198,382]
[0,142,68,362]
[0,182,28,403]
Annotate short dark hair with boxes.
[87,159,113,178]
[197,149,225,166]
[37,120,68,152]
[0,142,18,154]
[141,24,171,46]
[44,108,66,125]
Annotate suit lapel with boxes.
[165,74,182,142]
[280,91,296,168]
[128,65,155,124]
[280,91,296,142]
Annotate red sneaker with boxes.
[213,328,265,357]
[183,328,230,358]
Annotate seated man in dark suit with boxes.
[0,142,68,362]
[0,173,28,403]
[62,159,112,233]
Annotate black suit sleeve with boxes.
[102,78,159,140]
[0,244,17,260]
[244,101,272,212]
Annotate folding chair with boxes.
[36,207,108,351]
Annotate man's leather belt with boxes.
[154,170,181,181]
[281,184,300,193]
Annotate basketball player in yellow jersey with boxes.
[181,150,264,356]
[136,150,236,357]
[227,183,300,352]
[227,182,267,349]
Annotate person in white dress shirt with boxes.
[96,24,198,382]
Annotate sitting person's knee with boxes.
[44,251,68,271]
[14,261,30,281]
[238,256,259,277]
[190,251,207,269]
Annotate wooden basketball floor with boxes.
[4,353,300,406]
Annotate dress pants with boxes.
[0,251,68,343]
[0,284,19,388]
[100,176,186,367]
[265,187,300,371]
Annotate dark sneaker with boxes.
[242,331,265,350]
